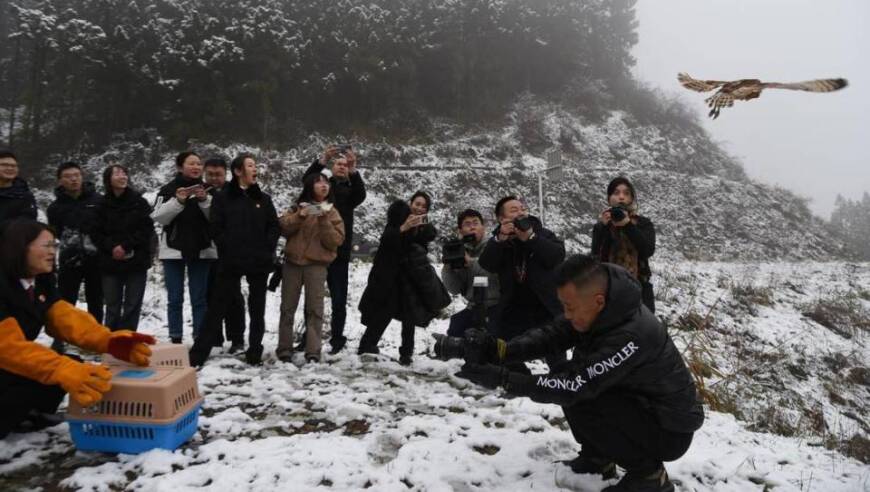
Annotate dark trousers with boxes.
[191,269,267,362]
[358,318,416,358]
[563,392,694,475]
[446,306,499,337]
[58,257,104,323]
[326,258,350,342]
[0,372,67,438]
[102,270,147,331]
[206,263,245,345]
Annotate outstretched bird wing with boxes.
[761,78,848,93]
[677,72,728,93]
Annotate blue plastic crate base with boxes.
[68,402,201,454]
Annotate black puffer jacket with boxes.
[90,188,155,274]
[210,180,280,275]
[46,183,102,267]
[0,178,38,229]
[303,160,366,261]
[358,200,446,327]
[502,263,704,433]
[478,215,565,326]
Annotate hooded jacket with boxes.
[358,200,448,327]
[46,182,102,267]
[501,263,704,433]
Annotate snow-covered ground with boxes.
[1,261,868,491]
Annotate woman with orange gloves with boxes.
[0,219,156,438]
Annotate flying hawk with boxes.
[678,73,848,119]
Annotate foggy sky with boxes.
[633,0,869,217]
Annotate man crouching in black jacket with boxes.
[457,254,703,492]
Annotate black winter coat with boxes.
[210,180,280,275]
[502,263,704,433]
[0,178,38,229]
[591,216,655,280]
[358,200,447,327]
[478,216,565,328]
[303,160,366,261]
[0,272,59,389]
[46,183,102,268]
[90,188,155,274]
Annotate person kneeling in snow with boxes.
[0,220,155,439]
[457,254,703,492]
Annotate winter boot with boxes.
[561,451,617,480]
[602,466,674,492]
[329,336,347,355]
[245,345,263,366]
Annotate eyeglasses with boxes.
[37,240,60,251]
[0,162,18,169]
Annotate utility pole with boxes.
[538,149,563,225]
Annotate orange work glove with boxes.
[107,331,156,366]
[53,358,113,406]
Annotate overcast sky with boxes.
[632,0,868,217]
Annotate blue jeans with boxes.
[163,259,212,340]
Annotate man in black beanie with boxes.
[591,177,656,312]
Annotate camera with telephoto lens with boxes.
[513,215,532,232]
[609,206,627,223]
[433,277,492,363]
[442,234,476,269]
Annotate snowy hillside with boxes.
[1,261,867,491]
[36,100,852,264]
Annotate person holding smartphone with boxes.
[299,145,366,354]
[151,151,216,343]
[275,173,344,363]
[358,191,449,365]
[90,165,154,332]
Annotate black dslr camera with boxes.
[433,277,492,363]
[442,234,476,269]
[609,206,627,223]
[513,215,532,232]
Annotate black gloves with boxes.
[456,363,508,390]
[463,328,505,364]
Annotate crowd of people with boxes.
[0,144,702,492]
